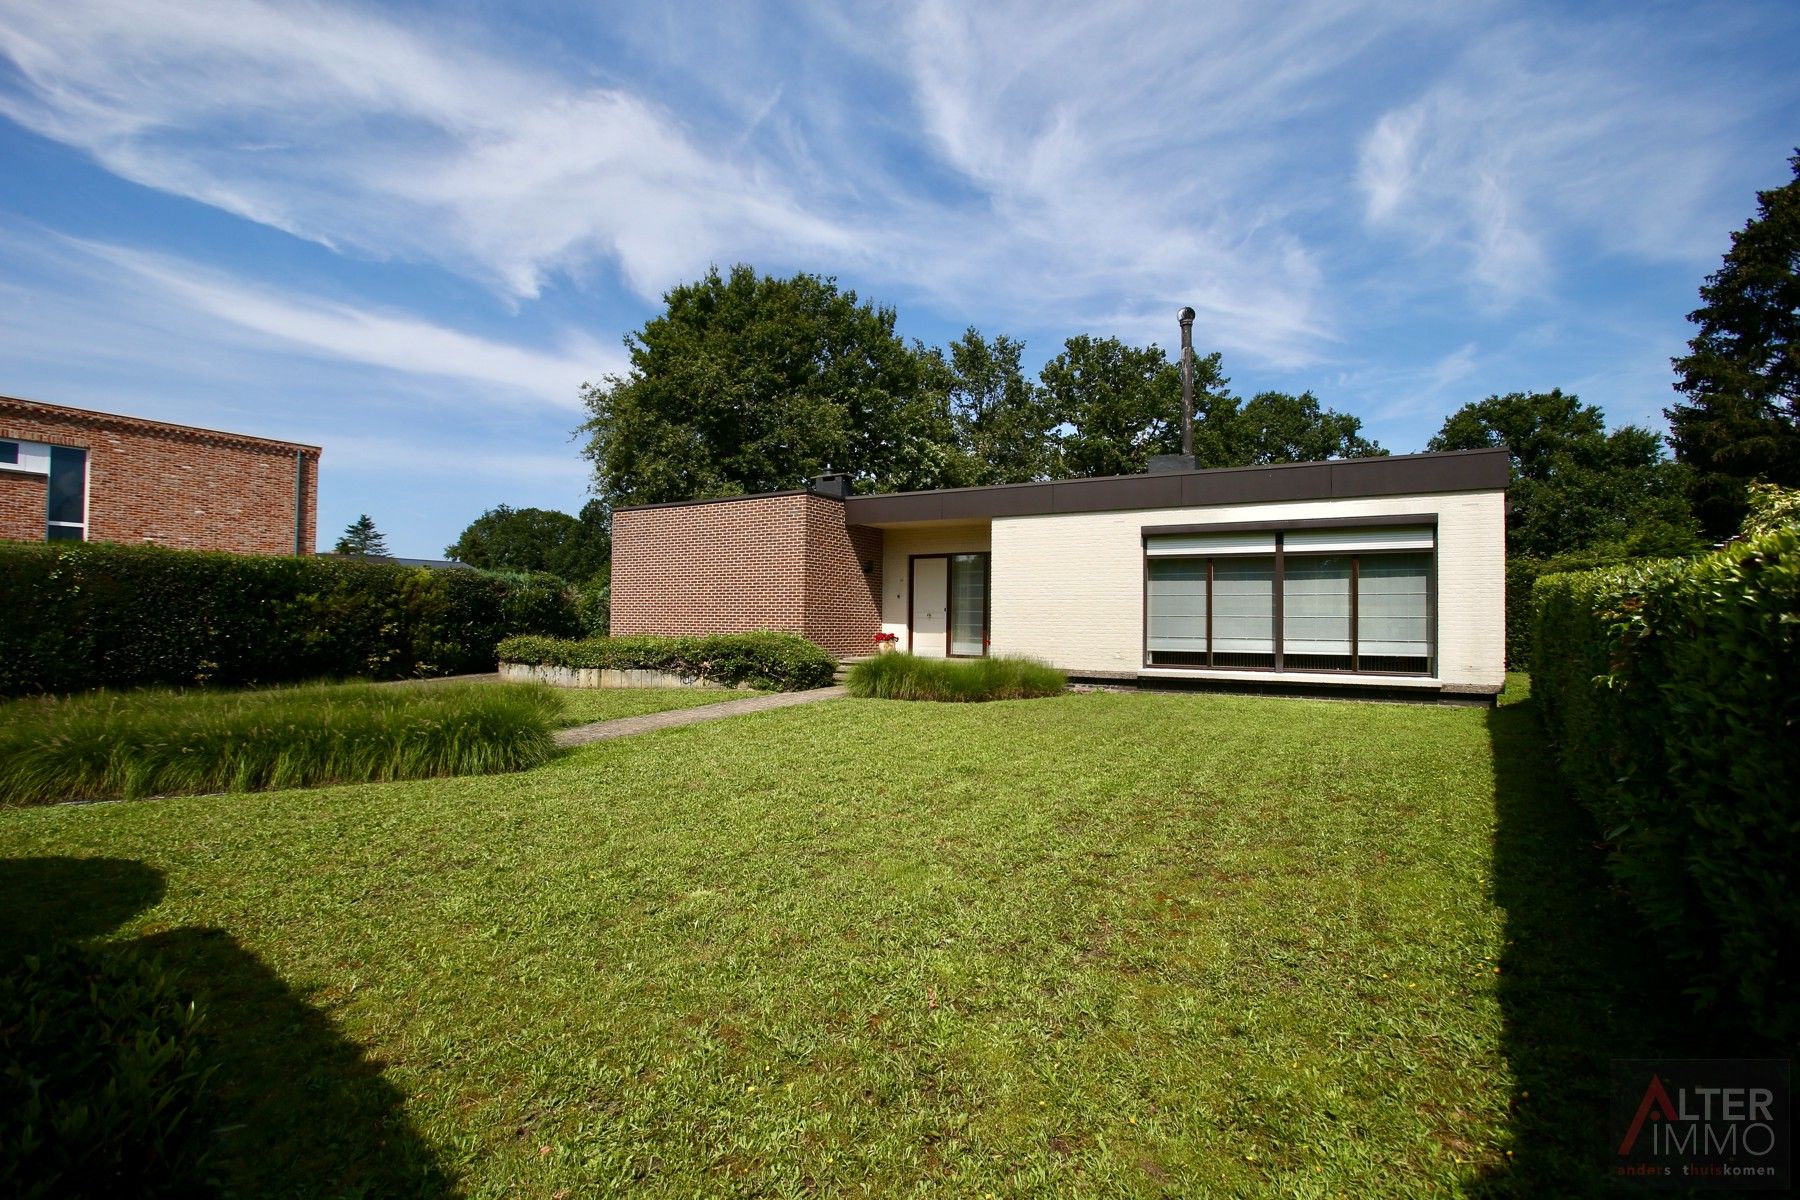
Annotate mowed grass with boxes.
[0,682,559,806]
[0,684,1673,1197]
[545,684,765,728]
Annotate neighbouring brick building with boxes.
[610,476,882,656]
[0,395,320,555]
[612,450,1513,698]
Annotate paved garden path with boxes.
[554,686,847,747]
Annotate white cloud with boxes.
[0,221,613,409]
[0,0,851,302]
[84,243,615,408]
[0,0,1787,382]
[1354,20,1752,303]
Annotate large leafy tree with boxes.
[1039,336,1221,477]
[579,265,956,506]
[445,500,611,582]
[1430,389,1699,559]
[918,328,1060,485]
[1039,336,1180,478]
[1232,391,1384,464]
[1039,338,1377,477]
[1667,151,1800,538]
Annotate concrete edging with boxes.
[499,661,749,691]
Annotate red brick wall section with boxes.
[0,472,47,542]
[802,497,883,656]
[612,493,811,641]
[611,491,884,657]
[0,397,320,555]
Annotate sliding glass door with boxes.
[910,552,990,658]
[949,553,988,657]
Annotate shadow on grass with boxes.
[0,856,455,1199]
[1473,699,1729,1197]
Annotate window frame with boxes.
[906,551,992,659]
[1141,521,1437,677]
[43,444,90,543]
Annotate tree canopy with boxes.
[333,514,388,557]
[580,266,1390,499]
[445,501,611,582]
[579,265,955,507]
[1429,389,1699,560]
[1667,150,1800,537]
[918,328,1058,485]
[1038,335,1186,478]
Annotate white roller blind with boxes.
[1283,556,1351,655]
[1212,558,1275,652]
[1358,553,1430,656]
[1145,531,1277,557]
[1146,559,1208,651]
[1283,526,1433,553]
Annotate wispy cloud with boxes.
[0,220,612,410]
[0,0,852,302]
[1353,18,1767,303]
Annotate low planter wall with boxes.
[499,662,737,690]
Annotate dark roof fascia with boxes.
[843,448,1510,526]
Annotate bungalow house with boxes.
[610,447,1510,700]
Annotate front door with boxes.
[910,556,948,657]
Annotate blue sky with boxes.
[0,2,1794,557]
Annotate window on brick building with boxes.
[46,445,87,542]
[0,440,18,465]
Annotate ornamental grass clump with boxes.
[845,653,1066,702]
[0,682,561,807]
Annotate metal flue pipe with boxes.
[1178,306,1196,459]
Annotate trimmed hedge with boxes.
[1530,525,1800,1044]
[846,652,1068,701]
[0,542,579,696]
[0,943,212,1198]
[499,632,836,692]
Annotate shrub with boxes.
[0,943,212,1198]
[573,575,611,638]
[0,681,561,807]
[1530,525,1800,1044]
[0,542,580,696]
[499,632,836,692]
[845,653,1067,702]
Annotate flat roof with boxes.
[0,394,323,455]
[614,447,1510,524]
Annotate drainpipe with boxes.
[1178,305,1196,459]
[293,449,304,556]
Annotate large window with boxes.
[46,446,88,542]
[1145,526,1433,675]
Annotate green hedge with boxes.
[0,943,212,1198]
[499,632,836,692]
[1530,526,1800,1043]
[0,542,579,695]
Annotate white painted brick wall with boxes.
[878,524,991,650]
[990,491,1507,691]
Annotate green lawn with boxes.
[544,684,764,728]
[0,683,1688,1197]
